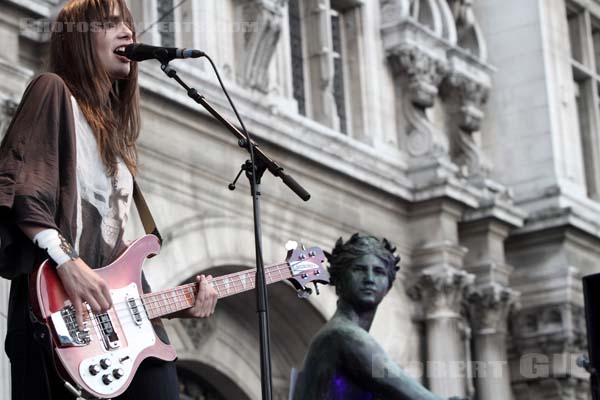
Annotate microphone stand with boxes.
[156,58,310,400]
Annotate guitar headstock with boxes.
[285,241,330,297]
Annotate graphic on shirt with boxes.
[71,97,133,268]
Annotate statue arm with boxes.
[338,330,443,400]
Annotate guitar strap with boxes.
[132,179,163,246]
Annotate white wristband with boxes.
[33,229,78,267]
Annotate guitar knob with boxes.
[100,358,112,369]
[102,374,114,385]
[88,364,101,376]
[113,368,125,379]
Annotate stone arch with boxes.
[176,360,250,400]
[169,270,327,399]
[147,216,331,399]
[145,216,337,318]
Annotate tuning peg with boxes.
[313,283,320,295]
[285,240,298,251]
[297,288,312,299]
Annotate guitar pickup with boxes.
[89,306,120,350]
[127,297,143,326]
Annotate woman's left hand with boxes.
[168,275,218,319]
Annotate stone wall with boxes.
[0,1,599,399]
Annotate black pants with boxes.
[7,329,180,400]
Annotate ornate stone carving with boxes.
[513,377,590,400]
[236,0,287,93]
[389,46,447,108]
[388,46,449,157]
[446,72,489,131]
[468,284,519,335]
[412,266,475,318]
[511,303,587,354]
[443,70,492,179]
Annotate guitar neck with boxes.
[142,261,292,319]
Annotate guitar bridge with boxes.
[50,305,91,347]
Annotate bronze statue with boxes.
[292,233,460,400]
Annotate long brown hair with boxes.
[49,0,139,176]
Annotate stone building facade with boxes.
[0,0,597,399]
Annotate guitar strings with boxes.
[66,263,299,325]
[67,261,297,332]
[61,263,299,334]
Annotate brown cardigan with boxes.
[0,73,168,357]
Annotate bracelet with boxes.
[33,229,79,268]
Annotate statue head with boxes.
[328,234,400,309]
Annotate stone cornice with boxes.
[138,63,504,210]
[510,206,600,245]
[462,197,526,230]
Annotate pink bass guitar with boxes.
[29,234,329,399]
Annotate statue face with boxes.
[337,254,390,309]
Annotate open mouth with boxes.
[113,46,126,56]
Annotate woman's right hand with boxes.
[56,258,113,329]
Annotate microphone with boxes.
[115,43,205,62]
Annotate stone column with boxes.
[416,266,474,398]
[469,284,519,400]
[459,204,524,400]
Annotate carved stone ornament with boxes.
[413,266,475,319]
[443,71,491,178]
[446,72,490,132]
[389,46,447,108]
[237,0,287,93]
[388,46,449,157]
[511,304,587,354]
[468,284,519,335]
[513,377,590,400]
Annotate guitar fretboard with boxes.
[141,262,292,319]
